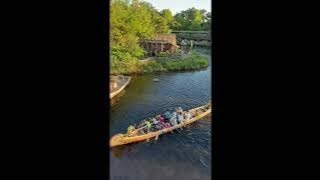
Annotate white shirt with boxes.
[186,112,191,120]
[178,114,184,122]
[171,112,177,119]
[152,118,159,124]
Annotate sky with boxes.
[143,0,211,15]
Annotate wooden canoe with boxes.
[110,104,211,147]
[110,76,131,99]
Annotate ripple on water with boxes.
[110,48,212,180]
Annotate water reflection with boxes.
[111,145,133,158]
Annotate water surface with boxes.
[110,47,212,180]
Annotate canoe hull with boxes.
[110,105,211,147]
[110,76,131,99]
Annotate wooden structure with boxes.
[110,76,131,99]
[153,34,177,45]
[171,31,211,46]
[139,34,179,56]
[110,103,212,147]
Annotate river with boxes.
[110,47,212,180]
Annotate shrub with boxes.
[110,52,208,75]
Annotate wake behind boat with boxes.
[110,102,212,147]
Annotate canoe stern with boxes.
[110,134,127,147]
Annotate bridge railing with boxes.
[171,31,210,39]
[171,30,209,34]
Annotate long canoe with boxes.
[110,76,131,99]
[110,104,211,147]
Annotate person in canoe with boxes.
[158,115,166,129]
[126,125,136,135]
[137,119,147,128]
[155,115,159,120]
[177,112,184,123]
[195,109,201,116]
[159,115,165,123]
[177,112,185,130]
[155,122,162,130]
[185,110,192,120]
[164,122,171,128]
[151,117,159,128]
[178,112,185,130]
[170,111,178,126]
[145,120,152,133]
[164,111,171,122]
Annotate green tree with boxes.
[172,7,211,31]
[110,0,156,62]
[173,8,200,30]
[202,12,212,31]
[189,8,203,30]
[153,12,170,33]
[160,9,173,25]
[110,0,173,74]
[110,1,212,74]
[172,13,185,30]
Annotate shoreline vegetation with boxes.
[110,52,209,75]
[110,0,211,76]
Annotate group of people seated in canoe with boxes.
[126,104,211,136]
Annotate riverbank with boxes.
[110,52,209,75]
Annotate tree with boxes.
[152,12,170,33]
[172,7,211,31]
[110,0,155,62]
[110,0,173,71]
[189,8,203,30]
[173,8,202,30]
[160,9,173,25]
[172,13,185,30]
[202,12,212,31]
[110,0,212,74]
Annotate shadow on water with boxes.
[111,144,134,158]
[110,90,126,106]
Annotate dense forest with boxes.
[110,0,211,74]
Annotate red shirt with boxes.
[159,117,165,123]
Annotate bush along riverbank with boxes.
[110,52,209,75]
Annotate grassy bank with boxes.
[110,52,209,75]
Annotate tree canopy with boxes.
[172,8,212,31]
[110,0,212,73]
